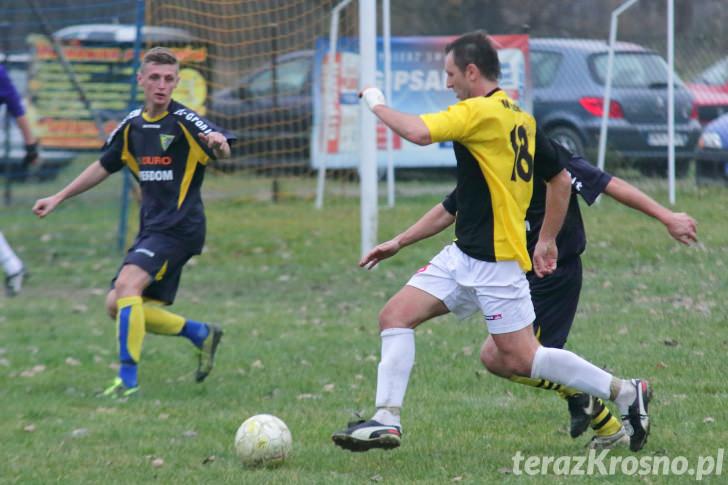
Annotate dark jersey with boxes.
[100,100,233,253]
[0,65,25,117]
[441,126,564,259]
[525,133,612,263]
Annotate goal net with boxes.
[147,0,361,203]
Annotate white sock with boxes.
[373,327,415,426]
[372,408,400,427]
[530,346,612,400]
[0,232,23,276]
[614,379,637,416]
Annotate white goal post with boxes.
[598,0,677,204]
[315,0,353,210]
[359,0,378,257]
[315,0,380,256]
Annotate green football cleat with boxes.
[101,377,139,399]
[196,324,223,382]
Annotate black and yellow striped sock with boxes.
[590,398,622,436]
[509,375,582,397]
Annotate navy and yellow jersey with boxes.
[422,89,539,271]
[100,100,234,252]
[525,133,612,263]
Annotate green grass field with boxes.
[0,166,726,483]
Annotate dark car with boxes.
[695,112,728,185]
[206,50,314,169]
[208,38,702,173]
[530,38,701,171]
[687,55,728,125]
[1,53,75,181]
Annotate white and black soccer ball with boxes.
[234,414,292,467]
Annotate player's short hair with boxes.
[142,47,179,70]
[445,31,500,81]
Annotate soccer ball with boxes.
[234,414,292,467]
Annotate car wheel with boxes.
[546,126,585,156]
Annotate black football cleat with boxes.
[621,379,652,452]
[332,419,401,452]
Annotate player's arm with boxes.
[197,131,231,159]
[531,129,571,277]
[533,168,570,277]
[32,161,111,218]
[359,202,455,270]
[15,114,37,147]
[603,177,697,245]
[360,87,432,146]
[15,114,40,166]
[0,67,40,166]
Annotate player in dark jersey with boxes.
[508,132,697,448]
[32,47,234,398]
[332,31,652,453]
[1,64,40,295]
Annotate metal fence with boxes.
[2,0,728,213]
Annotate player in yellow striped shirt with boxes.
[332,31,651,453]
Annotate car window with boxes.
[246,57,311,98]
[590,52,684,88]
[531,51,562,88]
[696,57,728,86]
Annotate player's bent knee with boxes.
[105,290,118,319]
[480,340,532,378]
[114,281,142,298]
[378,304,408,331]
[500,350,533,377]
[106,305,117,320]
[480,349,497,372]
[114,265,150,298]
[479,338,496,366]
[480,340,509,377]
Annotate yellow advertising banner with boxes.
[28,35,208,150]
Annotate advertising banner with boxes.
[311,35,530,169]
[28,35,208,150]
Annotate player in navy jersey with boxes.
[1,64,40,295]
[32,47,234,398]
[506,132,697,448]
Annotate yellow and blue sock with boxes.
[117,296,145,388]
[180,319,209,348]
[142,303,208,348]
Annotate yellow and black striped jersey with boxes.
[100,100,234,252]
[421,89,537,271]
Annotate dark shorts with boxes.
[527,256,582,349]
[112,232,195,305]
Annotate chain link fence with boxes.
[2,0,727,217]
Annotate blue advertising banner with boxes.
[311,35,531,169]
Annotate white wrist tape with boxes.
[361,87,386,110]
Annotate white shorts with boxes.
[407,244,535,334]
